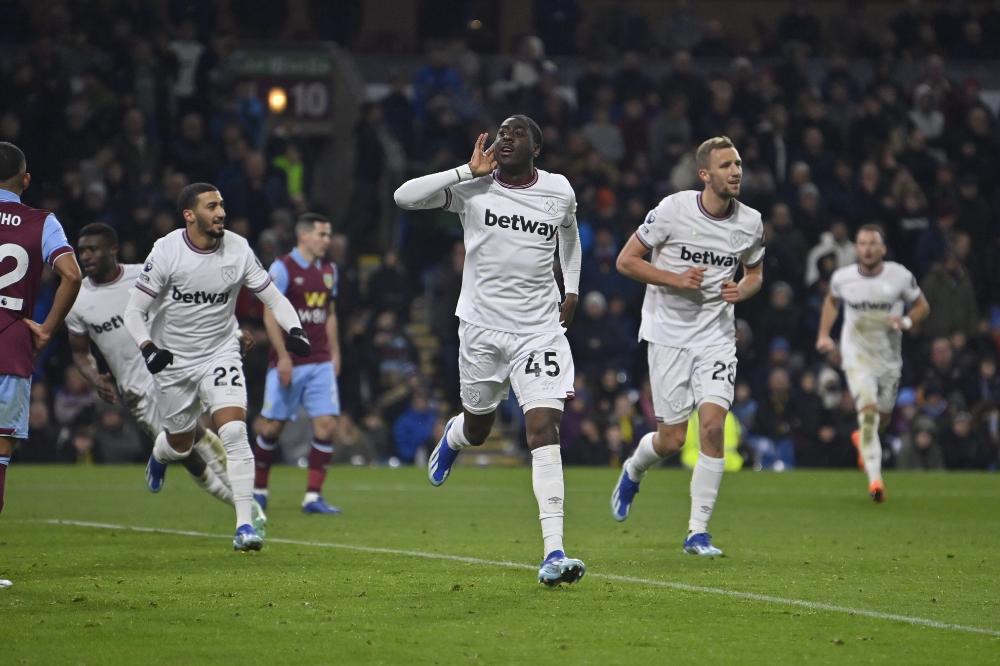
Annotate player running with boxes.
[816,224,929,502]
[394,115,585,586]
[66,222,265,530]
[252,213,343,515]
[124,183,310,551]
[611,136,765,557]
[0,142,83,589]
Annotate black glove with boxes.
[141,342,174,374]
[285,327,311,357]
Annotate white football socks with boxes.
[445,413,472,451]
[531,444,565,558]
[688,452,725,534]
[153,431,191,463]
[858,411,883,484]
[218,421,254,528]
[625,432,662,482]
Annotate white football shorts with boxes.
[844,365,900,413]
[458,320,575,414]
[648,341,737,424]
[154,352,248,433]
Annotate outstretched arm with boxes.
[254,282,311,358]
[393,133,496,210]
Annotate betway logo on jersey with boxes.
[484,209,558,240]
[171,286,231,304]
[90,315,125,335]
[846,300,892,311]
[680,245,738,267]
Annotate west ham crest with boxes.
[221,265,237,283]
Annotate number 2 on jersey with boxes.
[213,366,244,387]
[525,351,560,377]
[0,242,29,311]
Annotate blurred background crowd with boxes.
[2,0,998,471]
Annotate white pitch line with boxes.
[41,519,1000,639]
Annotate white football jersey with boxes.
[635,191,765,348]
[444,168,577,333]
[133,229,270,379]
[66,264,154,396]
[830,261,922,372]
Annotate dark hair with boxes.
[295,212,331,235]
[857,223,886,243]
[0,141,26,182]
[177,182,219,216]
[509,114,543,149]
[78,222,118,246]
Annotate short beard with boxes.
[204,226,224,239]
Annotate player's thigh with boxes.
[691,344,738,412]
[260,366,307,422]
[130,390,163,440]
[0,375,31,440]
[198,355,248,418]
[876,372,901,414]
[844,366,879,411]
[509,331,575,409]
[301,362,341,419]
[155,377,204,435]
[647,343,695,425]
[458,321,511,415]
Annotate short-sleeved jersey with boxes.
[635,191,765,349]
[66,264,154,396]
[267,248,337,367]
[0,191,74,377]
[443,168,577,333]
[830,262,922,372]
[133,229,271,380]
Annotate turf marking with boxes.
[40,519,1000,639]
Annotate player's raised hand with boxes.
[673,267,705,290]
[721,279,742,303]
[468,132,497,177]
[95,373,118,404]
[815,335,836,354]
[24,319,51,351]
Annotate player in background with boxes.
[252,213,343,515]
[124,183,310,551]
[394,115,585,586]
[0,142,83,589]
[611,136,764,557]
[66,223,265,531]
[815,224,929,502]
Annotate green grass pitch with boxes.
[2,465,998,664]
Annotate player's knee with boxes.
[526,421,559,449]
[699,418,724,445]
[256,417,282,440]
[464,416,492,446]
[313,416,337,442]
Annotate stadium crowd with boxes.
[2,1,998,471]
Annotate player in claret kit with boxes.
[65,222,265,531]
[394,116,585,586]
[0,142,83,589]
[124,183,310,551]
[611,136,765,557]
[816,224,929,503]
[252,213,343,515]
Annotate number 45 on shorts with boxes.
[524,351,561,377]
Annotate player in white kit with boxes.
[124,183,310,551]
[610,136,765,557]
[816,224,929,502]
[66,223,265,531]
[394,115,585,586]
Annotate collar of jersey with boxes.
[697,192,736,221]
[492,168,538,189]
[290,247,321,269]
[183,229,220,254]
[0,188,21,203]
[89,264,125,288]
